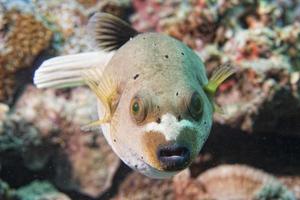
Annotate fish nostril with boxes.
[156,117,161,123]
[177,115,182,121]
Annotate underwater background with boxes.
[0,0,300,199]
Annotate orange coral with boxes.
[0,11,53,102]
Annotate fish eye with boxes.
[188,92,203,120]
[130,97,147,124]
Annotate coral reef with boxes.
[0,86,119,197]
[196,165,295,200]
[113,165,296,200]
[0,179,15,200]
[15,181,71,200]
[0,10,53,103]
[0,0,299,199]
[113,172,174,200]
[1,11,52,73]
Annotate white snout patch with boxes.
[145,113,194,141]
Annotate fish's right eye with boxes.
[130,97,147,124]
[188,92,203,120]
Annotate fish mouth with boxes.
[157,144,190,171]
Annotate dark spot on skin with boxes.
[176,92,179,96]
[164,55,169,59]
[156,105,160,111]
[133,74,139,80]
[204,121,207,125]
[135,165,138,168]
[141,156,143,160]
[156,117,161,123]
[177,115,182,121]
[181,52,184,55]
[113,139,116,142]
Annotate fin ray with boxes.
[88,12,139,52]
[34,51,114,89]
[204,62,236,95]
[83,68,120,125]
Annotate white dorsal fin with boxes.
[34,51,114,89]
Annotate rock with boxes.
[207,23,300,136]
[196,165,295,200]
[54,129,120,197]
[113,172,174,200]
[15,181,71,200]
[173,169,209,200]
[13,85,120,197]
[279,176,300,199]
[0,179,16,200]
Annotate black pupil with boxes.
[133,102,139,113]
[192,94,202,113]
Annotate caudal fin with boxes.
[34,51,114,89]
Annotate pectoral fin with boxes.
[82,68,121,128]
[204,62,236,96]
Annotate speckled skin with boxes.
[98,33,214,178]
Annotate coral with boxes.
[113,172,174,200]
[196,165,295,200]
[13,86,120,197]
[76,0,131,18]
[255,182,296,200]
[0,72,15,104]
[0,11,52,73]
[196,23,300,136]
[0,10,53,103]
[131,0,184,32]
[0,179,16,200]
[0,103,9,131]
[173,169,210,200]
[0,1,300,199]
[54,129,120,197]
[280,177,300,199]
[161,1,218,50]
[15,181,71,200]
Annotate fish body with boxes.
[34,13,234,178]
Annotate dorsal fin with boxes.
[88,12,139,52]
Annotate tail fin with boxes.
[34,51,114,89]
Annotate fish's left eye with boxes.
[188,92,203,120]
[130,97,147,124]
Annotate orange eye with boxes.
[188,92,203,120]
[130,97,147,124]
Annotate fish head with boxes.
[108,46,214,178]
[110,82,213,178]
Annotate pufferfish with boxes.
[34,13,234,178]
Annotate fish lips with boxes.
[156,143,191,171]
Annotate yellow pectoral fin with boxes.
[81,115,111,132]
[83,68,120,116]
[204,62,236,96]
[81,68,121,132]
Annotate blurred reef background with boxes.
[0,0,300,199]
